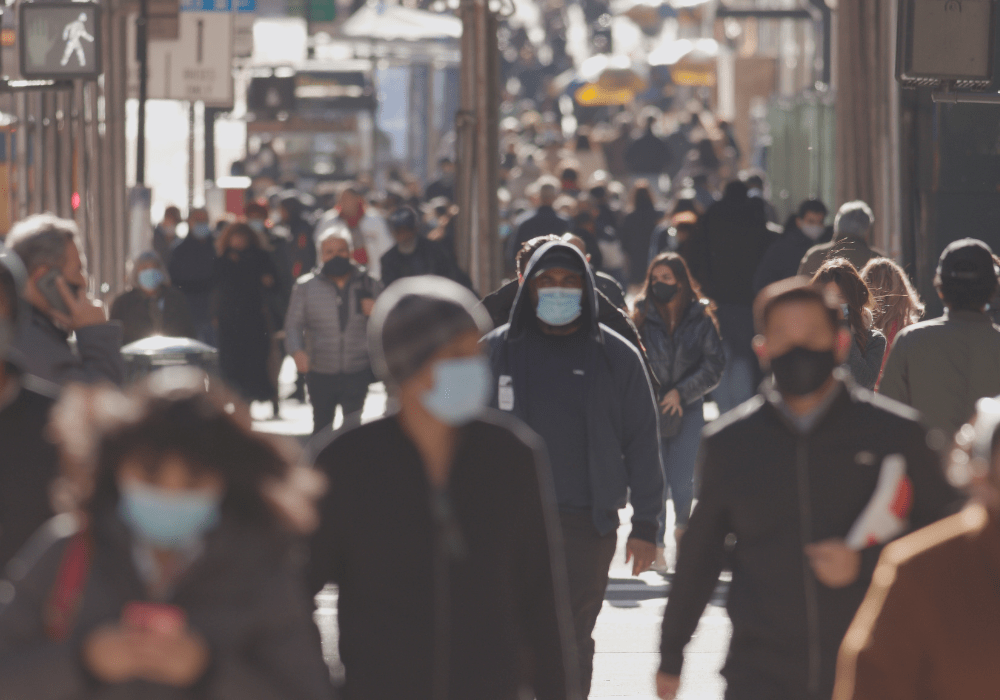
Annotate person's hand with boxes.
[805,539,861,588]
[132,627,211,687]
[361,298,375,316]
[82,624,142,684]
[660,389,683,417]
[625,538,656,576]
[51,277,106,330]
[293,350,310,374]
[656,672,681,699]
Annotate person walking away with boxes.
[698,180,773,413]
[633,253,724,572]
[799,201,885,278]
[860,257,924,386]
[314,187,394,281]
[214,223,278,404]
[621,182,661,286]
[307,277,580,700]
[111,252,195,345]
[625,115,671,193]
[380,207,474,290]
[0,251,60,573]
[745,174,779,225]
[753,199,829,294]
[833,396,1000,700]
[285,227,380,435]
[0,369,335,700]
[483,241,664,695]
[152,205,181,267]
[656,279,962,700]
[811,259,886,390]
[425,157,456,202]
[6,214,123,386]
[506,177,572,268]
[168,208,218,347]
[880,238,1000,440]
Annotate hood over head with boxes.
[507,241,600,339]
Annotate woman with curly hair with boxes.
[811,258,886,390]
[0,369,333,700]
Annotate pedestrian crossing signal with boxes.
[19,3,102,80]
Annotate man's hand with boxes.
[293,350,310,374]
[132,627,211,687]
[361,298,375,316]
[51,276,106,331]
[660,389,683,416]
[83,625,143,684]
[805,539,861,588]
[625,538,656,576]
[656,672,681,699]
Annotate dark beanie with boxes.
[369,276,491,385]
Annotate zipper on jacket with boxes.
[795,437,822,697]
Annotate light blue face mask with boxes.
[421,356,492,426]
[840,303,850,321]
[536,287,583,326]
[248,219,267,235]
[191,223,212,239]
[137,268,164,292]
[118,482,222,550]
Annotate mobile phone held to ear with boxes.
[37,269,71,316]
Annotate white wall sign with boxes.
[147,11,234,106]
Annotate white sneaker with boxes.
[650,547,668,573]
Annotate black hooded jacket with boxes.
[482,242,664,540]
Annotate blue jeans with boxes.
[713,303,757,415]
[657,398,704,545]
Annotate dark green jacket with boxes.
[879,309,1000,438]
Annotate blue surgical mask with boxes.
[137,268,164,292]
[841,303,850,321]
[191,223,212,239]
[118,482,222,549]
[421,356,492,427]
[536,287,583,326]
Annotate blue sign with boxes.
[236,0,255,12]
[180,0,232,12]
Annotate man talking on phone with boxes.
[5,213,123,386]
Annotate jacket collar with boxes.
[760,373,852,435]
[945,308,993,324]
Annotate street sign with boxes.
[19,3,101,80]
[180,0,232,11]
[147,11,233,106]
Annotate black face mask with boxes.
[769,346,836,397]
[322,256,353,278]
[651,282,679,304]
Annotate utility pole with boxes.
[455,0,500,295]
[137,0,149,185]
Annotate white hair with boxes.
[834,201,875,239]
[316,225,354,256]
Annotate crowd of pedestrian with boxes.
[1,105,1000,698]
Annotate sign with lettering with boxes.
[147,11,233,106]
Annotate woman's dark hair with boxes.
[633,252,717,332]
[797,198,828,220]
[244,201,269,220]
[50,369,322,534]
[631,183,655,212]
[217,222,260,255]
[695,139,720,171]
[812,257,874,354]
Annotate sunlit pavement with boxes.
[253,358,730,699]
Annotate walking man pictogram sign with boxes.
[60,13,94,68]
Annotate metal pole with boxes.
[136,0,149,185]
[473,0,499,294]
[204,106,218,184]
[454,0,476,277]
[188,101,195,210]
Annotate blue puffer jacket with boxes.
[637,298,726,413]
[482,242,665,541]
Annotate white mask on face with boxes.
[801,224,825,241]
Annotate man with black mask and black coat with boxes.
[655,278,962,700]
[380,207,474,291]
[483,241,664,696]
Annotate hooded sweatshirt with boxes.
[482,242,664,541]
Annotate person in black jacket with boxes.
[625,115,671,183]
[698,180,774,414]
[483,241,663,696]
[308,276,579,700]
[0,251,60,573]
[111,251,196,345]
[752,199,829,295]
[168,208,218,346]
[633,253,724,571]
[380,207,474,291]
[655,279,962,700]
[621,183,661,285]
[506,179,571,268]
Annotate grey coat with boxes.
[12,307,124,387]
[284,267,381,375]
[0,513,335,700]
